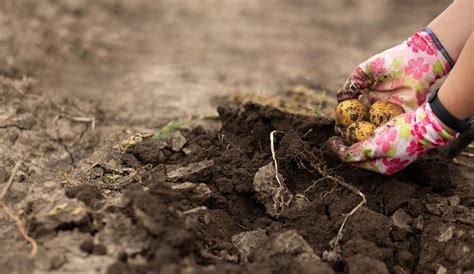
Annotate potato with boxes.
[369,101,405,127]
[344,121,376,145]
[335,99,369,127]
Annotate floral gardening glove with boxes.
[337,28,454,111]
[328,102,458,175]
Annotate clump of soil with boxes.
[58,102,470,274]
[229,85,336,117]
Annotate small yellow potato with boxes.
[369,101,405,127]
[335,99,369,127]
[344,121,376,145]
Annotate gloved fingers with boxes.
[328,138,397,175]
[352,156,412,175]
[327,136,374,163]
[337,76,359,102]
[337,65,374,102]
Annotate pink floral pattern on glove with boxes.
[407,32,435,55]
[404,57,430,80]
[328,102,458,175]
[337,30,452,111]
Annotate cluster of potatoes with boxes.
[335,99,405,145]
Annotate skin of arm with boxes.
[437,32,474,133]
[428,0,473,62]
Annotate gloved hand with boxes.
[328,102,458,175]
[337,29,454,111]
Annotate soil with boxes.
[1,1,473,274]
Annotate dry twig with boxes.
[182,206,208,215]
[0,161,38,257]
[1,161,22,200]
[59,114,96,130]
[453,158,474,168]
[460,152,474,158]
[0,203,38,256]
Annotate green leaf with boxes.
[358,161,380,173]
[399,125,411,140]
[432,61,443,75]
[390,69,403,80]
[386,144,397,158]
[419,139,430,146]
[440,130,454,140]
[153,120,187,140]
[406,77,425,92]
[391,56,404,69]
[362,147,373,158]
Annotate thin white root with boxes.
[270,131,283,188]
[453,158,474,168]
[460,152,474,158]
[1,161,38,257]
[182,206,208,215]
[330,175,366,251]
[270,131,293,213]
[1,161,22,200]
[300,155,366,258]
[303,177,326,195]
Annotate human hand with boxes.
[337,29,453,111]
[328,102,458,175]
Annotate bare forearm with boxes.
[438,32,474,123]
[428,0,473,62]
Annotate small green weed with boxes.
[153,120,187,140]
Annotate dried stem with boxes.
[460,152,474,158]
[59,114,96,130]
[1,161,38,257]
[453,158,474,168]
[182,206,208,215]
[0,202,38,256]
[1,161,22,200]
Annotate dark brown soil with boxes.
[77,102,471,274]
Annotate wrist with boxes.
[428,89,471,133]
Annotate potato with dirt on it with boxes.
[344,121,376,145]
[335,99,369,127]
[369,101,405,127]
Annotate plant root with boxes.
[453,158,474,168]
[270,131,293,215]
[460,152,474,158]
[296,151,366,261]
[181,206,208,215]
[0,161,38,257]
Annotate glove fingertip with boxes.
[336,90,357,102]
[327,136,348,157]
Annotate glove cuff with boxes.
[428,89,472,133]
[422,27,455,69]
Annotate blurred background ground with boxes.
[1,0,451,128]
